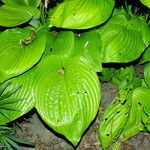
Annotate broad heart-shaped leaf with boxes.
[0,69,36,124]
[44,31,74,57]
[35,55,101,145]
[140,0,150,8]
[144,62,150,88]
[0,28,46,84]
[2,0,41,7]
[98,8,150,63]
[0,5,40,27]
[100,99,130,149]
[49,0,115,29]
[71,30,102,72]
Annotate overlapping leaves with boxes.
[98,8,150,63]
[0,28,46,84]
[0,0,40,27]
[45,30,102,72]
[0,69,35,124]
[0,55,101,145]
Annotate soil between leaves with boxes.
[15,83,150,150]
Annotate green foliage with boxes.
[2,0,41,7]
[49,0,115,29]
[35,56,101,145]
[100,65,150,149]
[0,82,22,120]
[140,0,150,8]
[0,28,46,83]
[0,124,34,150]
[0,5,40,27]
[0,0,150,149]
[98,8,150,63]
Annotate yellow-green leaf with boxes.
[0,28,46,83]
[49,0,115,29]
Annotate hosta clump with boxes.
[0,0,150,149]
[49,0,115,29]
[98,8,150,63]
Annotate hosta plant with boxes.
[0,0,150,149]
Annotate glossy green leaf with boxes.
[0,69,36,124]
[2,0,41,7]
[35,55,101,145]
[45,30,102,72]
[142,46,150,63]
[119,88,144,141]
[133,87,150,116]
[140,0,150,8]
[72,30,102,72]
[144,62,150,88]
[0,28,46,84]
[0,5,40,27]
[100,99,130,149]
[49,0,115,29]
[98,9,150,63]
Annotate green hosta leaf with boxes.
[144,62,150,88]
[142,46,150,63]
[140,0,150,8]
[0,5,40,27]
[0,69,36,124]
[45,31,74,57]
[100,99,130,149]
[119,88,144,142]
[98,8,150,63]
[0,28,46,84]
[2,0,41,7]
[133,87,150,116]
[45,30,102,72]
[72,30,102,72]
[35,55,101,145]
[49,0,115,29]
